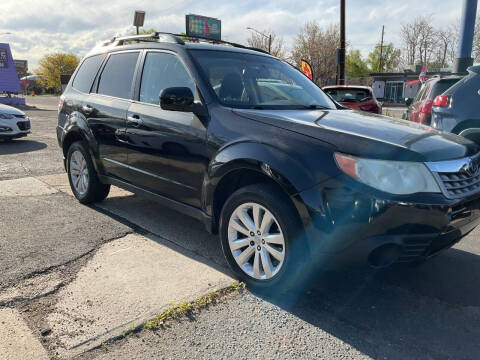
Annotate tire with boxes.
[67,141,110,204]
[219,183,309,289]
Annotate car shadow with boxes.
[251,247,480,358]
[89,190,480,358]
[0,139,47,155]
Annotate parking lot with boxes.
[1,96,480,359]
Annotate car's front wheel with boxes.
[67,141,110,204]
[219,183,308,289]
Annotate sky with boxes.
[0,0,474,71]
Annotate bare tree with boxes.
[291,21,339,86]
[246,30,286,59]
[474,14,480,63]
[432,27,456,70]
[400,16,438,66]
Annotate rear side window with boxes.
[430,79,460,99]
[72,54,105,93]
[139,52,195,105]
[324,88,372,102]
[97,52,139,99]
[445,72,478,95]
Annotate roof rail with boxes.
[103,32,184,47]
[172,34,270,55]
[102,31,271,56]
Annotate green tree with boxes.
[345,49,370,78]
[366,43,401,72]
[36,53,79,92]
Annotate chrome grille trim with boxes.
[426,153,480,199]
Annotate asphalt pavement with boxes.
[0,96,479,359]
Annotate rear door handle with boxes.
[82,104,93,114]
[127,115,143,127]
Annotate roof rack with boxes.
[103,32,184,47]
[102,32,270,55]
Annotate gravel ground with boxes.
[80,259,480,360]
[80,290,371,360]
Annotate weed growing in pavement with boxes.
[144,282,245,330]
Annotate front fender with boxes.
[203,141,316,216]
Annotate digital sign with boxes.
[0,49,8,68]
[186,14,221,41]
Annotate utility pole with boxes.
[454,0,478,73]
[337,0,346,85]
[379,25,384,72]
[268,34,272,54]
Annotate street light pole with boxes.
[246,27,271,53]
[454,0,478,73]
[338,0,346,85]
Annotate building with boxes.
[370,66,453,105]
[14,59,28,78]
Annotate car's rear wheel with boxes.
[219,183,308,289]
[67,141,110,204]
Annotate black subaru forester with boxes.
[57,32,480,288]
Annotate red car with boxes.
[322,85,382,114]
[404,76,461,125]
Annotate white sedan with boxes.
[0,104,31,141]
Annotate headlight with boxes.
[335,153,440,195]
[0,126,12,132]
[0,113,15,119]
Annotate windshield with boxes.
[324,88,372,103]
[189,49,336,110]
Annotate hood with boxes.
[233,108,479,162]
[0,104,25,116]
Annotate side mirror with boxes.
[405,98,413,107]
[160,87,194,112]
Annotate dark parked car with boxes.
[431,66,480,143]
[322,85,382,114]
[58,33,480,288]
[404,76,462,125]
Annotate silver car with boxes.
[0,104,31,141]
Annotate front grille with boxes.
[437,171,480,198]
[17,121,30,131]
[427,153,480,199]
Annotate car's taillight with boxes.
[58,97,65,114]
[419,100,433,115]
[360,104,379,113]
[433,95,450,107]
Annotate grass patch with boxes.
[144,282,245,330]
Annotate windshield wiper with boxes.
[296,104,330,110]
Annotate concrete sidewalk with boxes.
[0,174,233,358]
[0,308,48,360]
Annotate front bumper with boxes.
[0,118,31,139]
[295,179,480,268]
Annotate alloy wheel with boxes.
[227,202,286,280]
[70,150,89,196]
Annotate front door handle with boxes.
[82,104,93,114]
[127,115,143,127]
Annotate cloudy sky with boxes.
[0,0,473,70]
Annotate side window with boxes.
[139,52,195,105]
[72,54,105,93]
[97,52,139,99]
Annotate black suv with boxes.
[58,33,480,288]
